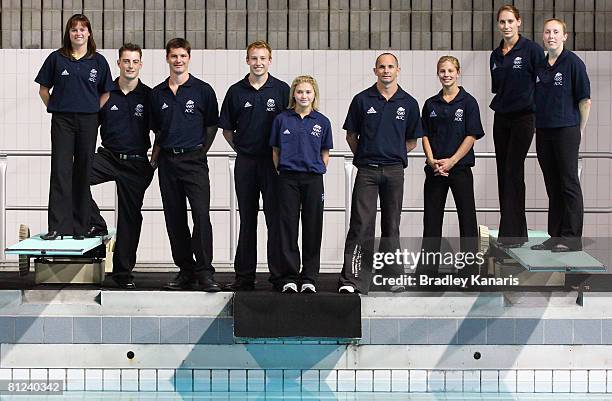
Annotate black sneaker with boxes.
[197,276,222,292]
[223,280,255,292]
[164,272,196,290]
[300,283,316,293]
[112,275,136,289]
[281,283,298,293]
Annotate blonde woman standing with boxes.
[270,76,333,293]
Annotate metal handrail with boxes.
[2,149,612,159]
[1,150,611,261]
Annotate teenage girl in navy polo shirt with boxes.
[490,5,545,247]
[419,56,484,274]
[270,75,333,293]
[531,18,591,252]
[35,14,113,240]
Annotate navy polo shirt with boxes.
[421,87,485,168]
[150,74,219,149]
[535,49,590,129]
[99,79,152,155]
[219,74,290,157]
[269,109,333,174]
[35,50,113,114]
[344,84,422,168]
[490,35,545,114]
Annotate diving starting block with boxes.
[5,226,115,284]
[488,229,606,273]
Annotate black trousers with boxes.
[493,111,535,244]
[278,171,324,286]
[233,154,281,284]
[419,166,478,274]
[89,147,154,278]
[48,112,98,235]
[158,148,214,276]
[339,164,404,293]
[536,126,583,249]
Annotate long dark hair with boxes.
[59,14,97,58]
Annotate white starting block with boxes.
[5,228,115,284]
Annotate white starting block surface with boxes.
[5,230,115,284]
[5,230,115,256]
[489,229,606,273]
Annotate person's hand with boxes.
[426,157,437,170]
[150,145,160,170]
[436,158,456,175]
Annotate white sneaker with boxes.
[300,283,316,293]
[338,285,355,294]
[390,285,406,293]
[282,283,298,293]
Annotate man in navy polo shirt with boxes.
[219,40,290,291]
[86,43,154,289]
[150,38,221,292]
[338,53,422,294]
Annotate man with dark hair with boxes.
[338,53,422,294]
[219,40,289,291]
[86,43,154,289]
[150,38,221,292]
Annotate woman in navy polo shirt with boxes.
[35,14,113,240]
[419,56,484,274]
[531,18,591,252]
[270,75,333,293]
[490,5,545,247]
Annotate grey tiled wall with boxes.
[3,1,612,50]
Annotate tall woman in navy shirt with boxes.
[419,56,484,273]
[532,18,591,252]
[35,14,113,240]
[270,76,333,293]
[490,5,545,247]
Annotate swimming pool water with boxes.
[1,393,610,401]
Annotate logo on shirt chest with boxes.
[554,72,563,86]
[244,101,252,108]
[454,108,464,122]
[429,110,437,118]
[366,107,377,114]
[283,129,291,135]
[513,57,523,69]
[110,105,118,111]
[161,102,169,110]
[89,68,98,82]
[266,98,276,112]
[134,103,144,117]
[311,124,322,137]
[396,107,405,120]
[491,63,497,71]
[61,69,70,76]
[185,100,195,114]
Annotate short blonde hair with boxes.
[544,18,567,34]
[437,55,460,73]
[288,75,320,111]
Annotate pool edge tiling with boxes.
[2,290,612,394]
